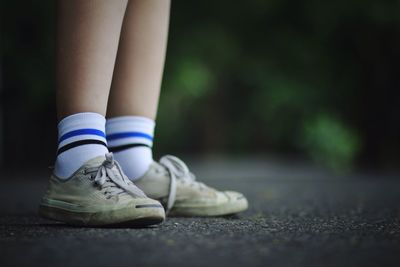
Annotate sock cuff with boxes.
[105,116,155,148]
[57,112,107,147]
[106,116,155,135]
[106,116,155,127]
[58,112,106,136]
[55,113,109,178]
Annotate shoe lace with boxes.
[159,155,206,212]
[85,153,146,199]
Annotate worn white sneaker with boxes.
[135,155,248,217]
[39,153,165,226]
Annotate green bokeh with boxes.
[2,0,399,170]
[300,115,361,171]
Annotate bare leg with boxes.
[105,0,170,181]
[54,0,127,178]
[42,1,166,227]
[107,0,171,120]
[57,0,128,119]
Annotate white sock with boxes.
[106,116,154,181]
[54,112,109,179]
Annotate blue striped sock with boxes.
[106,116,154,181]
[54,112,108,179]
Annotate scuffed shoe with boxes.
[135,155,248,217]
[39,153,165,226]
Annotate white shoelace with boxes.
[159,155,206,212]
[85,153,146,198]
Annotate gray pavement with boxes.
[0,157,399,267]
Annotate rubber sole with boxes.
[39,204,165,227]
[167,196,248,217]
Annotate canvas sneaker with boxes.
[39,153,165,226]
[135,155,248,216]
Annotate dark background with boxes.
[1,3,400,266]
[1,0,399,172]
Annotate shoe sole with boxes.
[39,203,165,227]
[168,195,248,217]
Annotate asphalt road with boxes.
[1,157,399,267]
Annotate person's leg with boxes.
[106,0,170,181]
[55,0,127,178]
[103,0,247,217]
[40,0,166,226]
[57,0,128,118]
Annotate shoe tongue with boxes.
[156,160,192,180]
[84,155,107,167]
[153,161,169,174]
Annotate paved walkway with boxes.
[1,157,399,267]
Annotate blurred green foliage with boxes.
[156,0,399,170]
[300,114,360,171]
[1,0,399,170]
